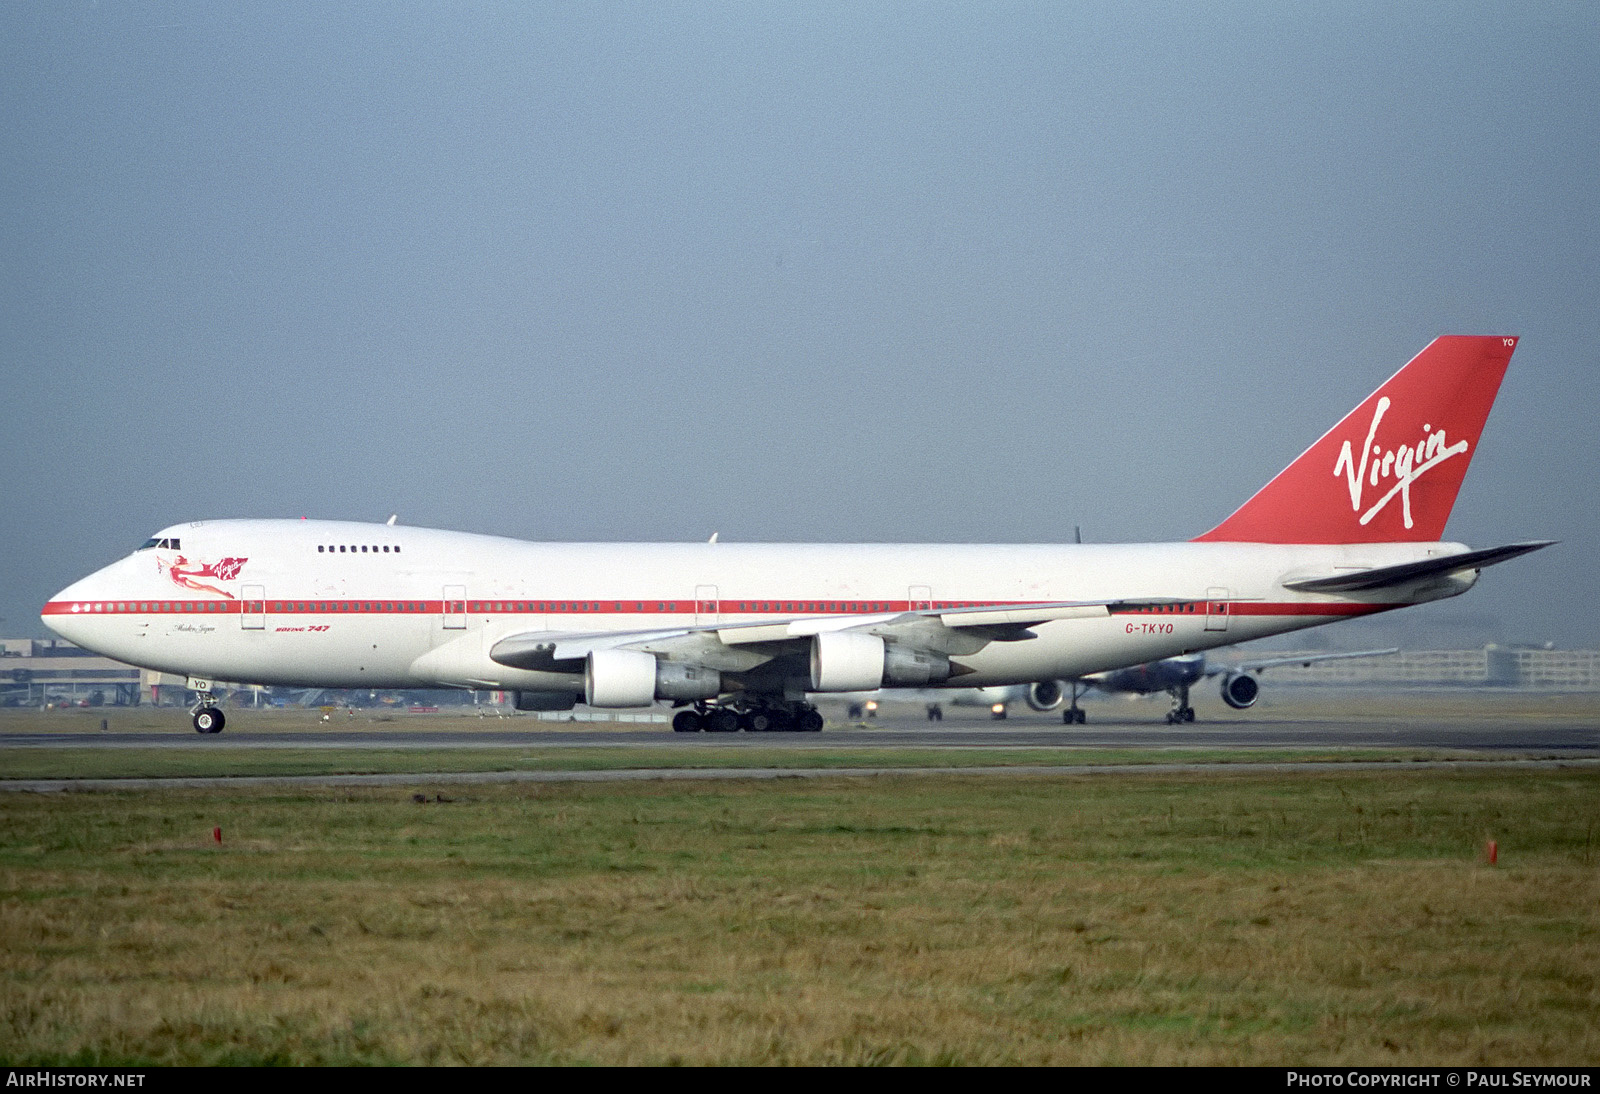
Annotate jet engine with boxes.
[653,661,722,700]
[810,632,950,691]
[585,649,722,707]
[1220,672,1260,710]
[882,644,951,686]
[810,632,885,691]
[1025,680,1067,712]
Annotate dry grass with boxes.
[2,769,1596,1065]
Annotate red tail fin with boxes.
[1194,336,1518,544]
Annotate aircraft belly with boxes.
[114,616,433,689]
[943,618,1197,685]
[939,606,1356,687]
[407,624,585,691]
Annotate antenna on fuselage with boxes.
[708,532,719,543]
[1074,525,1083,544]
[386,514,398,526]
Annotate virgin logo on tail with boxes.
[1333,397,1470,529]
[1194,335,1516,544]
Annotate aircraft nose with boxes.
[41,565,122,648]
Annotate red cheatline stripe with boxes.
[1229,602,1386,617]
[43,598,1393,618]
[43,598,957,615]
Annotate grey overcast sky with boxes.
[2,2,1596,648]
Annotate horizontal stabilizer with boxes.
[1283,541,1554,593]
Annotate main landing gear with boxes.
[1062,681,1087,725]
[1164,684,1196,725]
[672,701,824,733]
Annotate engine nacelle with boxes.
[586,649,658,708]
[585,650,724,706]
[514,690,577,712]
[1220,672,1260,710]
[1025,680,1067,712]
[882,643,951,687]
[654,661,722,700]
[810,632,885,692]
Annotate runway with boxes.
[5,691,1598,754]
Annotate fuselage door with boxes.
[1205,587,1231,632]
[443,585,467,630]
[909,584,933,611]
[241,585,265,630]
[695,585,719,625]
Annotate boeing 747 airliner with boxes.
[43,336,1550,733]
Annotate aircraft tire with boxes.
[798,709,824,732]
[743,710,774,732]
[193,708,225,734]
[706,709,740,733]
[672,711,703,733]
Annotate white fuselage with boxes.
[43,518,1471,698]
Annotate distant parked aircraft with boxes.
[846,647,1397,724]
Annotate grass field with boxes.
[0,745,1523,781]
[2,767,1596,1065]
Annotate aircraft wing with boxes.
[488,598,1179,672]
[1282,541,1554,593]
[1203,647,1399,678]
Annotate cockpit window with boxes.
[138,539,160,551]
[138,537,181,551]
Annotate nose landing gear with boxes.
[190,687,226,734]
